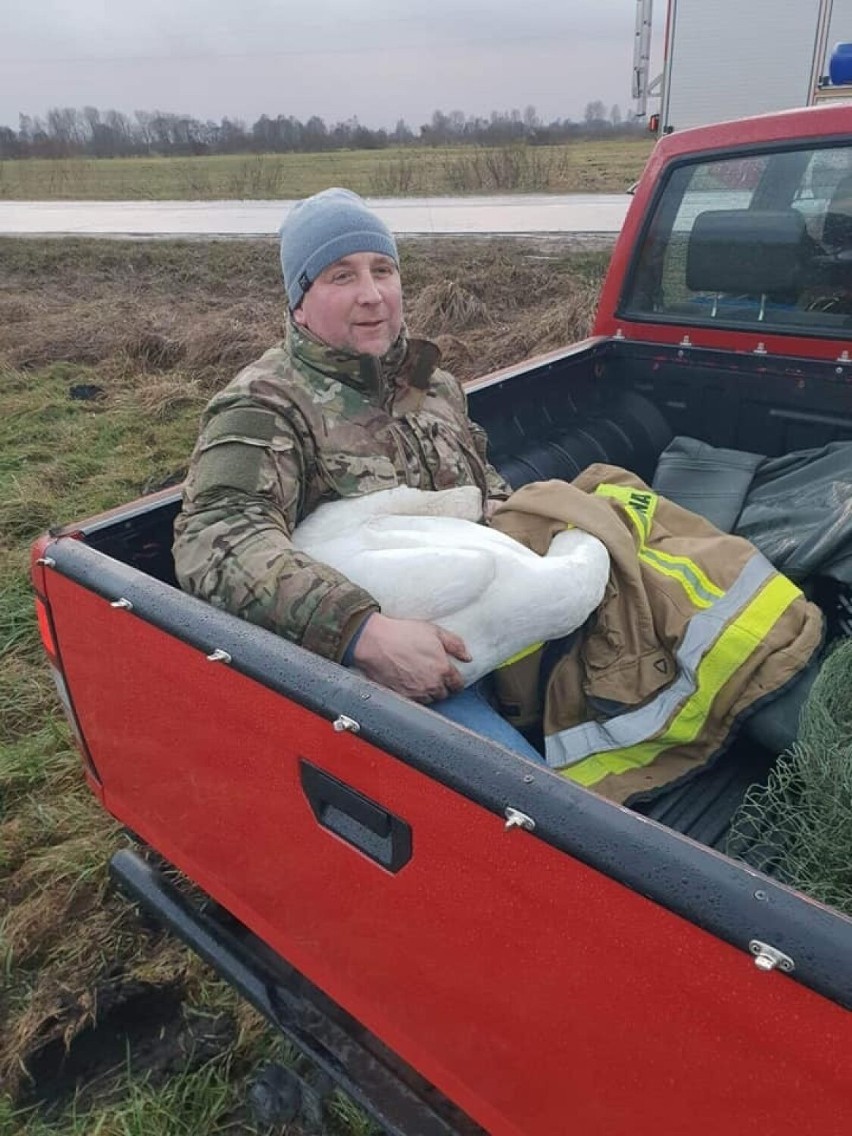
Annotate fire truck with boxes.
[633,0,852,133]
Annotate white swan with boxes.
[293,485,610,685]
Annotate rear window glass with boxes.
[622,144,852,336]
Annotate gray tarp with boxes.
[653,437,852,585]
[652,437,852,752]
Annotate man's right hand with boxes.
[351,613,471,703]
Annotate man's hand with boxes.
[352,613,471,703]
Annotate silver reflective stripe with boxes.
[638,545,722,607]
[545,553,776,769]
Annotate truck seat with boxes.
[821,172,852,252]
[804,173,852,312]
[685,208,811,317]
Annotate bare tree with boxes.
[584,100,607,125]
[2,100,645,160]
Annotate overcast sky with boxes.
[0,0,655,131]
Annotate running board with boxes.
[109,848,482,1136]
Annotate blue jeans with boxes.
[432,680,545,763]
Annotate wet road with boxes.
[0,194,631,237]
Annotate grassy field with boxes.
[0,139,653,200]
[0,235,613,1134]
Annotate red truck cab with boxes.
[32,104,852,1135]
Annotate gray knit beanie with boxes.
[279,187,399,309]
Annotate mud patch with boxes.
[17,970,236,1112]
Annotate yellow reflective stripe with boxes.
[497,641,544,669]
[559,749,645,787]
[595,482,723,607]
[595,483,658,527]
[545,553,777,767]
[640,546,724,601]
[624,505,651,542]
[560,574,801,788]
[637,550,715,610]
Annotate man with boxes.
[174,188,540,756]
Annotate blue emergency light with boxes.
[828,42,852,86]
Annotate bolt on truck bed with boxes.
[32,105,852,1133]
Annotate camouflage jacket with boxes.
[173,322,511,661]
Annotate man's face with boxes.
[293,251,403,356]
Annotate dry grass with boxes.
[0,235,609,388]
[410,279,491,334]
[0,233,612,1132]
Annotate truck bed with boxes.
[76,335,852,850]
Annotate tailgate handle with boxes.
[299,760,412,873]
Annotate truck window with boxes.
[623,144,852,335]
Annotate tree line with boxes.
[0,102,639,160]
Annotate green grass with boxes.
[0,364,197,524]
[0,139,653,200]
[0,346,262,1134]
[1,1051,275,1136]
[1,1064,381,1136]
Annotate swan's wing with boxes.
[365,515,538,559]
[292,493,389,548]
[545,528,606,560]
[502,532,610,642]
[391,485,482,520]
[342,546,497,620]
[293,486,483,548]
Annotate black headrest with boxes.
[823,173,852,250]
[686,209,807,294]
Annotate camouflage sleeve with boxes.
[439,368,512,500]
[173,403,378,661]
[469,418,513,500]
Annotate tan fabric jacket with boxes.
[491,466,823,804]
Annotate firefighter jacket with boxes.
[490,466,824,805]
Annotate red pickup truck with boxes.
[32,104,852,1136]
